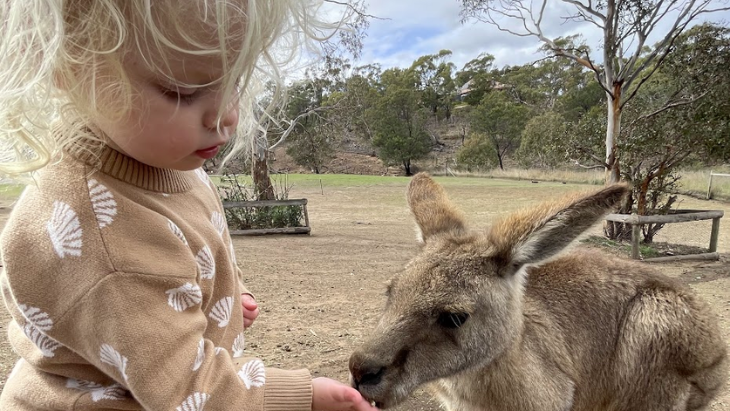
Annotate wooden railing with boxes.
[605,210,723,262]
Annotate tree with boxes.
[516,112,569,168]
[410,50,457,121]
[459,0,730,187]
[369,68,432,175]
[286,128,335,174]
[456,52,495,86]
[470,91,530,170]
[529,23,730,242]
[556,76,605,123]
[455,53,496,105]
[617,23,730,242]
[456,132,498,171]
[249,0,373,199]
[325,63,382,143]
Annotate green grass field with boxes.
[212,172,585,190]
[0,185,24,202]
[5,165,730,202]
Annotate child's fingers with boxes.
[336,384,379,411]
[242,306,260,320]
[241,293,258,309]
[241,294,260,329]
[348,389,379,411]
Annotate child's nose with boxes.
[204,103,239,131]
[220,104,239,129]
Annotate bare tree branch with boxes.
[621,1,697,91]
[626,91,710,128]
[572,159,608,169]
[563,0,607,22]
[620,28,684,108]
[323,0,384,20]
[269,105,331,150]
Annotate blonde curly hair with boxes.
[0,0,340,176]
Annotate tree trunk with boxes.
[637,173,652,216]
[252,140,275,201]
[603,84,624,239]
[605,86,622,185]
[495,142,504,170]
[403,159,412,176]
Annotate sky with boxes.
[336,0,730,77]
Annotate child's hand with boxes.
[241,293,259,328]
[311,377,380,411]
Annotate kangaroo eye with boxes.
[437,312,470,329]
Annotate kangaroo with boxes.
[349,173,727,411]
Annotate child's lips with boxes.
[195,145,220,159]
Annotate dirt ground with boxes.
[1,177,729,410]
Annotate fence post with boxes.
[710,217,721,253]
[707,170,714,200]
[631,224,641,260]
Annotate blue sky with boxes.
[341,0,730,76]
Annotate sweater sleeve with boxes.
[52,272,312,411]
[237,267,254,297]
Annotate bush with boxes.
[456,132,498,171]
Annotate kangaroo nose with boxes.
[354,365,385,388]
[350,353,387,389]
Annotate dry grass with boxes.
[437,167,606,186]
[433,167,730,202]
[676,167,730,201]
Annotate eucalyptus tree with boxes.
[469,91,530,170]
[369,68,432,175]
[455,53,496,105]
[617,23,730,242]
[248,0,372,198]
[520,23,730,241]
[410,50,457,121]
[459,0,730,187]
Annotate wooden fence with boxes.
[605,209,723,262]
[222,199,311,236]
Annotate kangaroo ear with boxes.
[488,184,628,272]
[407,173,467,243]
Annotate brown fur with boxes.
[349,173,728,411]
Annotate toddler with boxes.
[0,1,378,410]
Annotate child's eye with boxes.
[158,86,198,104]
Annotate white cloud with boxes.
[339,0,730,77]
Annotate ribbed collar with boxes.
[59,123,196,194]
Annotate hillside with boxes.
[267,117,469,177]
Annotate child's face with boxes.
[96,53,239,171]
[94,10,242,171]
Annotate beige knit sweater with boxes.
[0,138,312,410]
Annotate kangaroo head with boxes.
[349,173,627,408]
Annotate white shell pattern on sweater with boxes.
[23,169,265,407]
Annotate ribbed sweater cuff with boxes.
[263,368,312,411]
